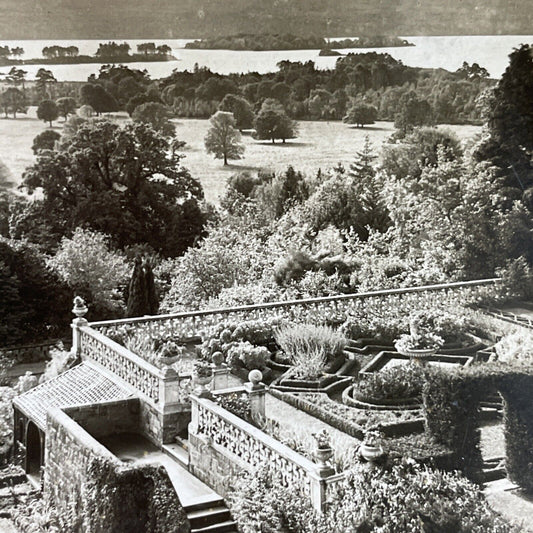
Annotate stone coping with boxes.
[89,278,500,329]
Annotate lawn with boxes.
[0,109,481,204]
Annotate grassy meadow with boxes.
[0,108,482,204]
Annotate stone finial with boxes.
[212,351,224,367]
[248,369,263,386]
[72,296,88,319]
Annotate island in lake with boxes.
[185,34,414,51]
[0,41,176,67]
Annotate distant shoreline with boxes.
[0,54,176,67]
[185,35,414,51]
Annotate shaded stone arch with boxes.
[25,421,44,476]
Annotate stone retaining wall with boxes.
[64,398,140,440]
[44,407,117,524]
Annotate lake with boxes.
[0,35,531,81]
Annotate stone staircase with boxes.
[161,439,238,533]
[184,496,238,533]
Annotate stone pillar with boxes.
[160,366,180,407]
[71,296,88,357]
[244,370,266,423]
[211,352,230,391]
[309,474,329,513]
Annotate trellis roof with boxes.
[13,362,135,430]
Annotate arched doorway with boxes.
[25,422,42,476]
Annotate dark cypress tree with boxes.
[484,44,533,190]
[126,256,159,317]
[143,257,159,315]
[126,256,147,318]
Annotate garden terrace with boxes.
[188,388,346,512]
[88,279,500,364]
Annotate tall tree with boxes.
[56,97,77,120]
[37,99,59,127]
[204,111,245,165]
[483,44,533,190]
[35,68,57,97]
[132,102,175,138]
[0,88,26,118]
[394,91,433,136]
[254,98,298,143]
[21,119,205,257]
[343,102,378,128]
[80,83,118,115]
[218,94,255,131]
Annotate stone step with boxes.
[188,507,232,529]
[162,442,189,468]
[184,495,226,514]
[190,520,238,533]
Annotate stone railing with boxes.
[76,325,192,407]
[89,279,501,345]
[189,392,343,512]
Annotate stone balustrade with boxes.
[189,391,344,512]
[77,325,191,407]
[88,279,501,345]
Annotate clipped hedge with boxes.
[499,371,533,492]
[423,363,533,488]
[423,369,486,476]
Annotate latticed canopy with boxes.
[14,362,134,430]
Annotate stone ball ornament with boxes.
[248,369,263,385]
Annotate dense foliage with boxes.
[20,118,206,257]
[0,238,72,345]
[229,462,516,532]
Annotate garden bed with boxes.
[342,386,421,411]
[269,390,424,439]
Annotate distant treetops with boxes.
[185,33,413,51]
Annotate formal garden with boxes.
[0,35,532,532]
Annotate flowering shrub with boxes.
[226,342,270,370]
[394,331,444,352]
[275,324,347,364]
[193,361,213,378]
[229,461,516,533]
[312,429,331,450]
[356,364,427,402]
[326,460,518,532]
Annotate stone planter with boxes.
[160,354,180,366]
[193,373,213,397]
[360,442,385,463]
[315,447,335,476]
[396,347,438,364]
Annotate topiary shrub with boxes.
[499,371,533,493]
[422,368,485,476]
[356,364,426,403]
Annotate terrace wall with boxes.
[44,407,117,524]
[63,398,140,440]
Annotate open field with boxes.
[0,109,481,204]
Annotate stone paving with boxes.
[484,478,533,532]
[100,433,220,507]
